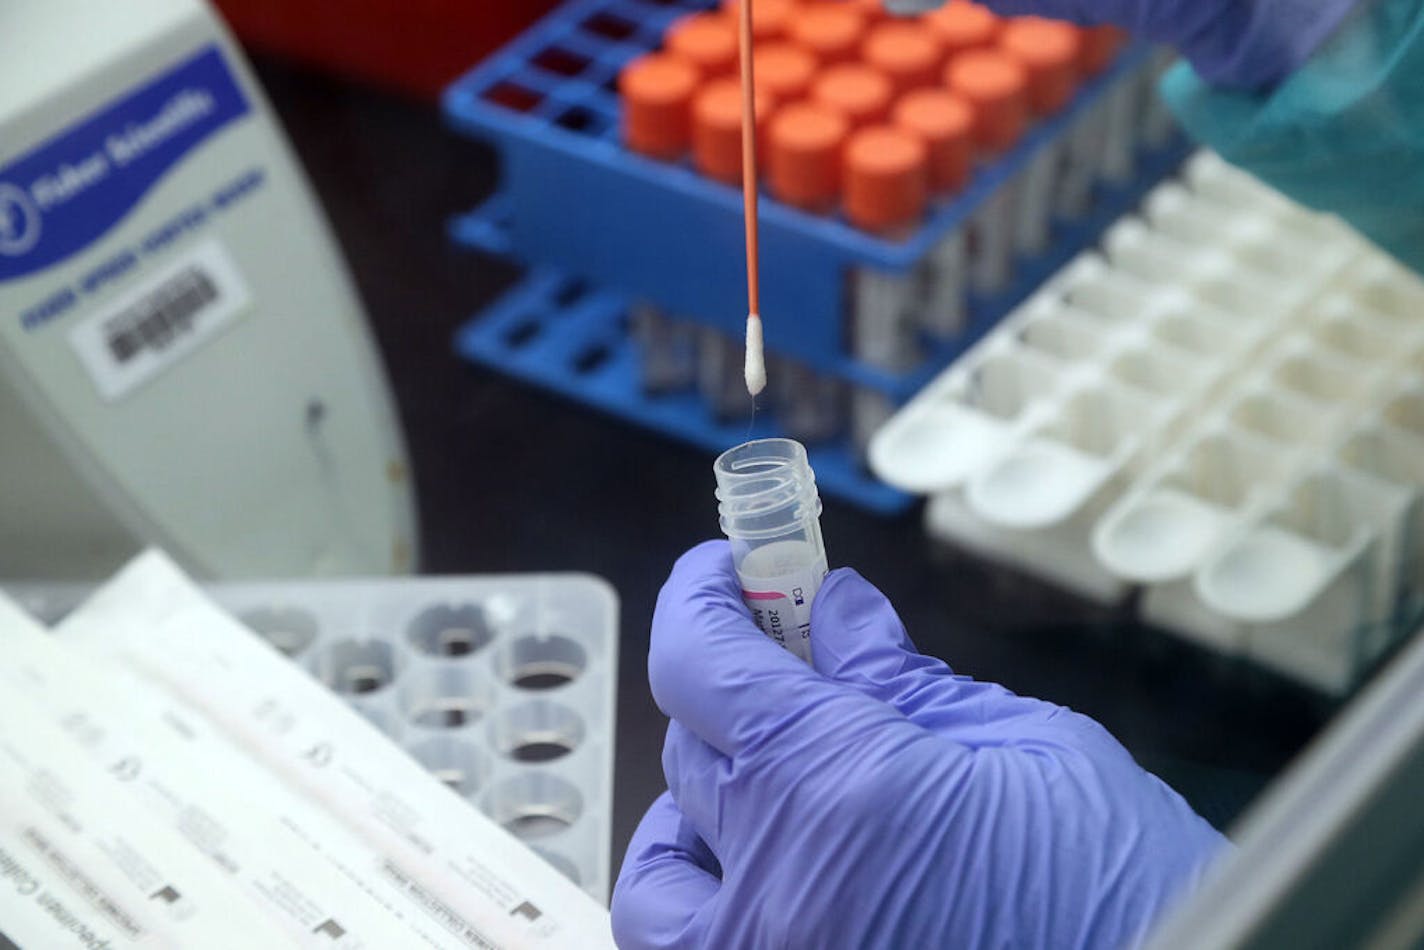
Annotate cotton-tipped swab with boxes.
[738,0,766,397]
[744,312,766,395]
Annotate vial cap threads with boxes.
[714,439,823,540]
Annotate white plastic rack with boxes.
[871,152,1424,694]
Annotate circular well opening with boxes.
[494,635,588,691]
[397,665,495,729]
[489,700,586,763]
[481,773,584,841]
[407,736,492,798]
[312,639,401,696]
[240,607,319,657]
[406,603,494,658]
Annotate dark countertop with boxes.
[250,54,1334,890]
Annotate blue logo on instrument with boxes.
[0,46,250,283]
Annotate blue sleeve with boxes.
[1161,0,1424,274]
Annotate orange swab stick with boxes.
[739,0,766,397]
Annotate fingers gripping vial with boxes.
[714,439,827,663]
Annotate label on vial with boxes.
[738,541,828,665]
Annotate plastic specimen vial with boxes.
[714,438,828,664]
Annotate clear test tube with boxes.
[1097,72,1140,184]
[1055,26,1125,217]
[893,89,973,337]
[632,302,696,393]
[1055,104,1104,217]
[697,327,749,419]
[969,184,1017,294]
[946,50,1029,296]
[1138,46,1179,149]
[851,388,897,454]
[851,267,919,449]
[714,438,827,664]
[998,18,1082,256]
[774,360,844,443]
[1011,149,1058,256]
[852,268,920,373]
[920,227,969,338]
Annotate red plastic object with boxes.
[212,0,561,99]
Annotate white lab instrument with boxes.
[0,0,416,580]
[715,438,827,664]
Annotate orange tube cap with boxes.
[768,102,850,210]
[862,22,944,94]
[945,49,1028,152]
[788,5,866,65]
[1079,24,1126,75]
[753,42,819,102]
[923,1,1002,57]
[894,88,974,192]
[811,63,894,128]
[620,53,700,158]
[844,125,929,232]
[666,12,739,77]
[721,0,794,41]
[999,17,1082,113]
[693,78,775,184]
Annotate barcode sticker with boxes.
[69,241,250,402]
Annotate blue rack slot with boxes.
[454,265,914,513]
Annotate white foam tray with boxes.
[870,151,1424,694]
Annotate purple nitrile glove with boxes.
[612,540,1227,949]
[884,0,1364,90]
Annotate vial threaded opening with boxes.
[714,438,822,540]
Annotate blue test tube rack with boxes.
[442,0,1192,514]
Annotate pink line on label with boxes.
[742,590,782,601]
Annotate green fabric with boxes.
[1161,0,1424,274]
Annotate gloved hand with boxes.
[612,540,1227,949]
[883,0,1363,90]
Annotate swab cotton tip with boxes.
[744,313,766,396]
